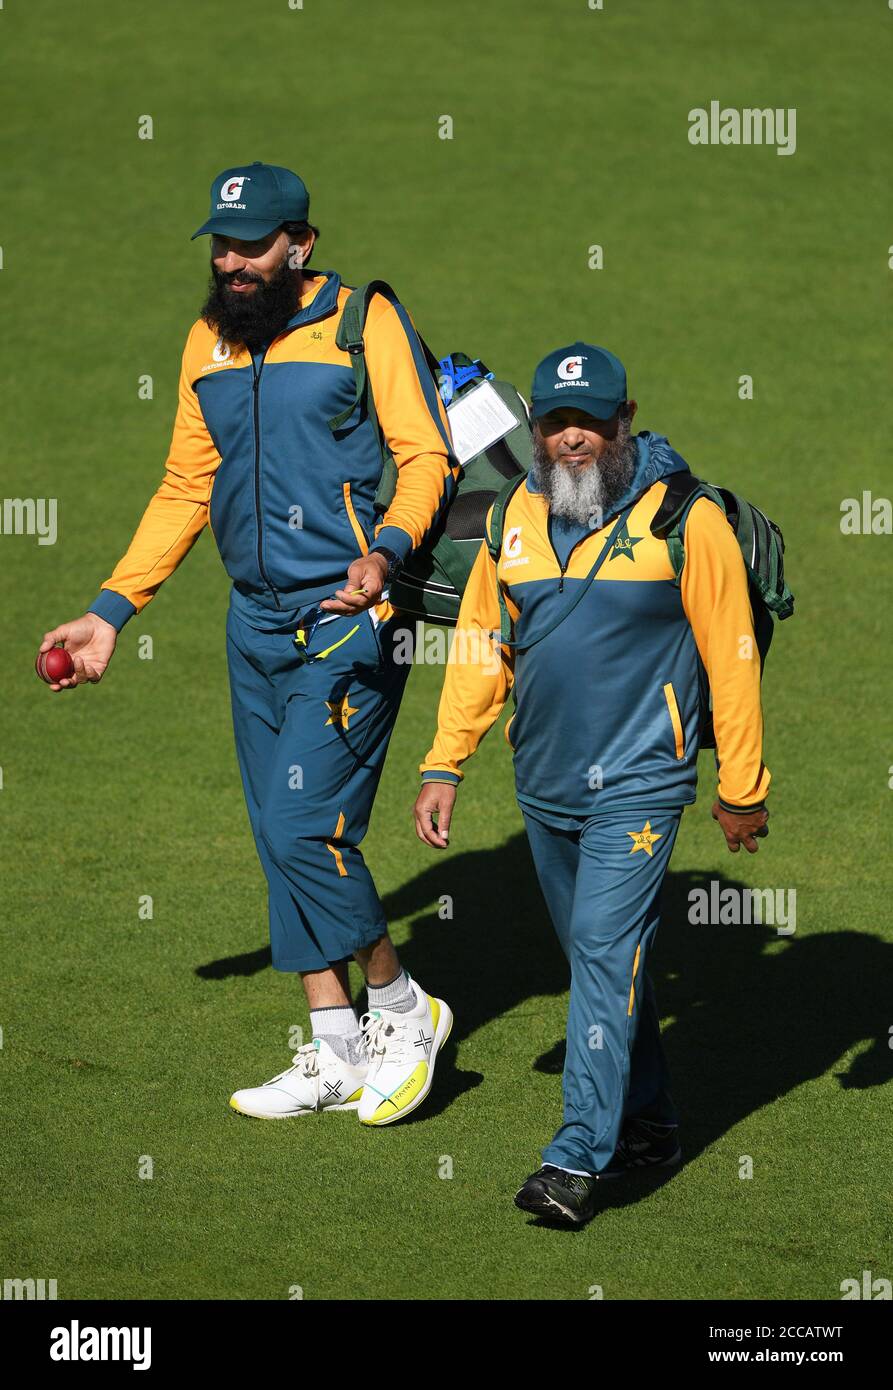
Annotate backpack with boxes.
[486,467,794,750]
[650,472,794,748]
[326,280,533,624]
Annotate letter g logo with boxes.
[220,176,245,201]
[504,526,523,558]
[557,355,584,380]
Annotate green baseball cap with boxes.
[191,161,310,240]
[530,342,628,420]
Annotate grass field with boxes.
[2,0,892,1300]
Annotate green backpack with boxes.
[487,467,794,750]
[651,473,793,747]
[326,280,533,624]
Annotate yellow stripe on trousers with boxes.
[327,810,348,877]
[627,943,642,1017]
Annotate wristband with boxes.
[369,545,403,582]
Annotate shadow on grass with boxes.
[198,830,893,1202]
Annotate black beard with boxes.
[532,417,639,526]
[201,256,302,351]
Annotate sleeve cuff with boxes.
[372,525,414,562]
[718,797,766,816]
[420,769,462,786]
[88,590,137,632]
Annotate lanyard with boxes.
[502,505,633,652]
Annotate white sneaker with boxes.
[357,978,453,1126]
[229,1039,368,1119]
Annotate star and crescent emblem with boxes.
[325,693,359,729]
[627,821,662,856]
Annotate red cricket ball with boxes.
[36,646,75,684]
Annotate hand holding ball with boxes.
[36,645,76,685]
[36,613,118,689]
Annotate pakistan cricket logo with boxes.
[610,520,643,562]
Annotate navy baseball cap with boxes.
[530,342,628,420]
[191,162,310,240]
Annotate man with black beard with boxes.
[415,342,770,1224]
[40,162,460,1127]
[200,220,318,352]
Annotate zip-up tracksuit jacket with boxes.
[89,270,458,971]
[420,431,771,1172]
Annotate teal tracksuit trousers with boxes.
[521,805,682,1175]
[226,594,412,973]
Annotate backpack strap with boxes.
[488,480,633,651]
[486,474,527,559]
[504,507,633,651]
[328,280,392,434]
[486,474,527,645]
[650,470,703,534]
[325,279,439,430]
[650,471,706,584]
[327,281,394,527]
[327,280,440,519]
[328,280,441,432]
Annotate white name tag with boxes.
[446,380,521,466]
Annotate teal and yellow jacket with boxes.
[420,432,770,818]
[88,271,458,629]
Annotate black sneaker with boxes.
[600,1118,682,1179]
[514,1165,598,1226]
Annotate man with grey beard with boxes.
[415,342,771,1225]
[532,392,639,528]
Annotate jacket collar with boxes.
[283,269,343,330]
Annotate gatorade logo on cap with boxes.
[220,176,247,201]
[530,342,627,420]
[193,162,310,241]
[557,355,585,380]
[217,175,252,209]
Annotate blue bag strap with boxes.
[499,505,633,652]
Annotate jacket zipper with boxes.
[250,352,281,610]
[548,513,590,593]
[548,500,637,591]
[244,275,338,610]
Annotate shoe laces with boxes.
[359,1010,412,1065]
[265,1043,319,1086]
[540,1166,592,1195]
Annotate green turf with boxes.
[2,0,892,1300]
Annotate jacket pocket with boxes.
[662,682,685,760]
[342,482,369,555]
[313,611,385,674]
[303,615,363,664]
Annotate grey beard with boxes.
[532,418,639,527]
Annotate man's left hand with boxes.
[712,802,769,854]
[320,552,389,614]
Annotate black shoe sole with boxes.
[513,1187,594,1226]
